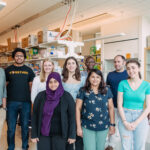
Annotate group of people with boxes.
[0,47,150,150]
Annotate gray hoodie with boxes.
[0,68,6,105]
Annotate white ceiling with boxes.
[0,0,150,42]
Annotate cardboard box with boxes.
[7,38,18,51]
[37,31,43,44]
[22,37,28,48]
[8,56,13,62]
[53,28,60,32]
[9,43,18,51]
[43,31,59,42]
[7,38,11,50]
[0,45,8,52]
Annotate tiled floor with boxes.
[1,121,150,150]
[0,121,36,150]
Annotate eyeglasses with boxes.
[15,55,24,58]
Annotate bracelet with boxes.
[110,123,115,127]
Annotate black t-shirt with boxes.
[5,65,35,102]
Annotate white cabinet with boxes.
[104,39,139,59]
[103,59,114,81]
[144,48,150,82]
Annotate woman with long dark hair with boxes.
[76,69,115,150]
[62,56,86,150]
[118,59,150,150]
[31,72,76,150]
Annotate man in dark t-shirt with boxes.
[5,48,35,150]
[106,55,128,149]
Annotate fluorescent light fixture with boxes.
[84,33,126,42]
[0,1,6,11]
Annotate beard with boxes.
[15,59,24,65]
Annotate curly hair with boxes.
[83,69,107,94]
[62,57,81,82]
[12,48,26,59]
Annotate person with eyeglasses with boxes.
[5,48,35,150]
[81,56,96,78]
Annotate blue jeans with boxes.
[7,101,31,150]
[118,108,149,150]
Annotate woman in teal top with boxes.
[118,59,150,150]
[62,56,85,150]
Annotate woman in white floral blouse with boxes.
[76,69,115,150]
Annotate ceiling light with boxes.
[0,1,6,11]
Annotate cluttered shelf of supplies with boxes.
[0,29,102,75]
[0,39,86,76]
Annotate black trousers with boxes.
[37,135,66,150]
[67,136,83,150]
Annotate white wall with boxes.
[101,17,140,60]
[101,17,139,37]
[101,16,150,77]
[139,16,150,77]
[104,39,139,59]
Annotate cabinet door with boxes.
[145,48,150,82]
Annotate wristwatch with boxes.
[110,123,115,127]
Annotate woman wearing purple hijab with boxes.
[31,72,76,150]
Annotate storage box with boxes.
[54,28,60,32]
[22,37,28,48]
[7,38,11,51]
[28,35,38,46]
[8,56,13,62]
[10,43,18,51]
[0,45,8,52]
[43,31,59,42]
[37,31,43,44]
[7,38,19,51]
